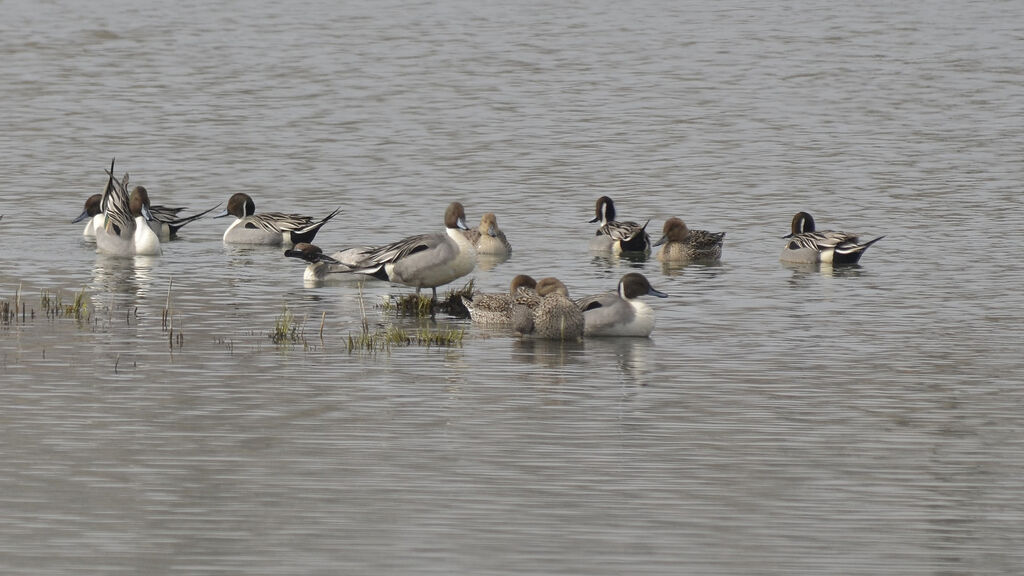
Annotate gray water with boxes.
[2,0,1024,573]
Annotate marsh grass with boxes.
[345,322,464,354]
[379,280,474,318]
[39,287,89,321]
[270,305,307,346]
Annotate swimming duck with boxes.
[94,167,162,257]
[780,211,883,265]
[129,186,219,241]
[464,274,538,325]
[588,196,651,253]
[654,217,725,262]
[462,212,512,256]
[283,242,374,282]
[348,202,477,300]
[513,277,584,341]
[216,192,341,245]
[72,193,104,237]
[578,273,667,337]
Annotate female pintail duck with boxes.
[780,211,883,265]
[464,274,538,326]
[94,169,162,257]
[349,202,477,300]
[588,196,651,253]
[283,242,375,282]
[654,217,725,263]
[513,277,584,341]
[578,273,667,337]
[129,186,220,241]
[72,193,104,237]
[215,192,341,245]
[462,212,511,256]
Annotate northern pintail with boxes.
[464,274,538,326]
[780,211,884,265]
[215,192,341,245]
[513,277,584,341]
[129,186,219,241]
[654,217,725,262]
[283,242,375,282]
[588,196,651,253]
[72,193,104,237]
[349,202,477,300]
[578,273,667,337]
[94,167,162,257]
[462,212,512,256]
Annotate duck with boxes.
[780,211,883,265]
[129,186,219,241]
[75,158,125,238]
[578,273,667,337]
[94,167,162,257]
[283,242,375,282]
[462,212,512,256]
[72,193,104,237]
[588,196,651,253]
[215,192,341,245]
[348,202,477,300]
[513,277,584,341]
[654,217,725,262]
[464,274,538,326]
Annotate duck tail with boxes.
[834,235,884,264]
[163,203,222,237]
[290,207,341,244]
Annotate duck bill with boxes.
[648,288,668,298]
[457,217,469,230]
[141,204,155,221]
[72,210,90,224]
[652,235,667,247]
[588,216,600,224]
[213,209,231,219]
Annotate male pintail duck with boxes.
[464,274,538,325]
[94,166,162,257]
[348,202,477,300]
[283,242,375,282]
[780,211,883,265]
[72,193,104,237]
[578,273,667,337]
[654,217,725,262]
[462,212,512,256]
[513,277,584,341]
[75,158,124,237]
[588,196,651,253]
[215,192,341,245]
[129,186,220,241]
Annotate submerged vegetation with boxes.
[269,289,466,354]
[2,286,89,325]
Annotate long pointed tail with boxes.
[164,203,222,237]
[290,207,342,244]
[834,235,884,264]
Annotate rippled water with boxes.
[2,0,1023,573]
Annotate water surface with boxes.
[2,0,1023,574]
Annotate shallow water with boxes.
[2,0,1024,574]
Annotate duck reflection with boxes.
[475,252,510,272]
[660,259,725,278]
[512,338,586,369]
[582,337,655,387]
[90,254,157,297]
[783,260,866,284]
